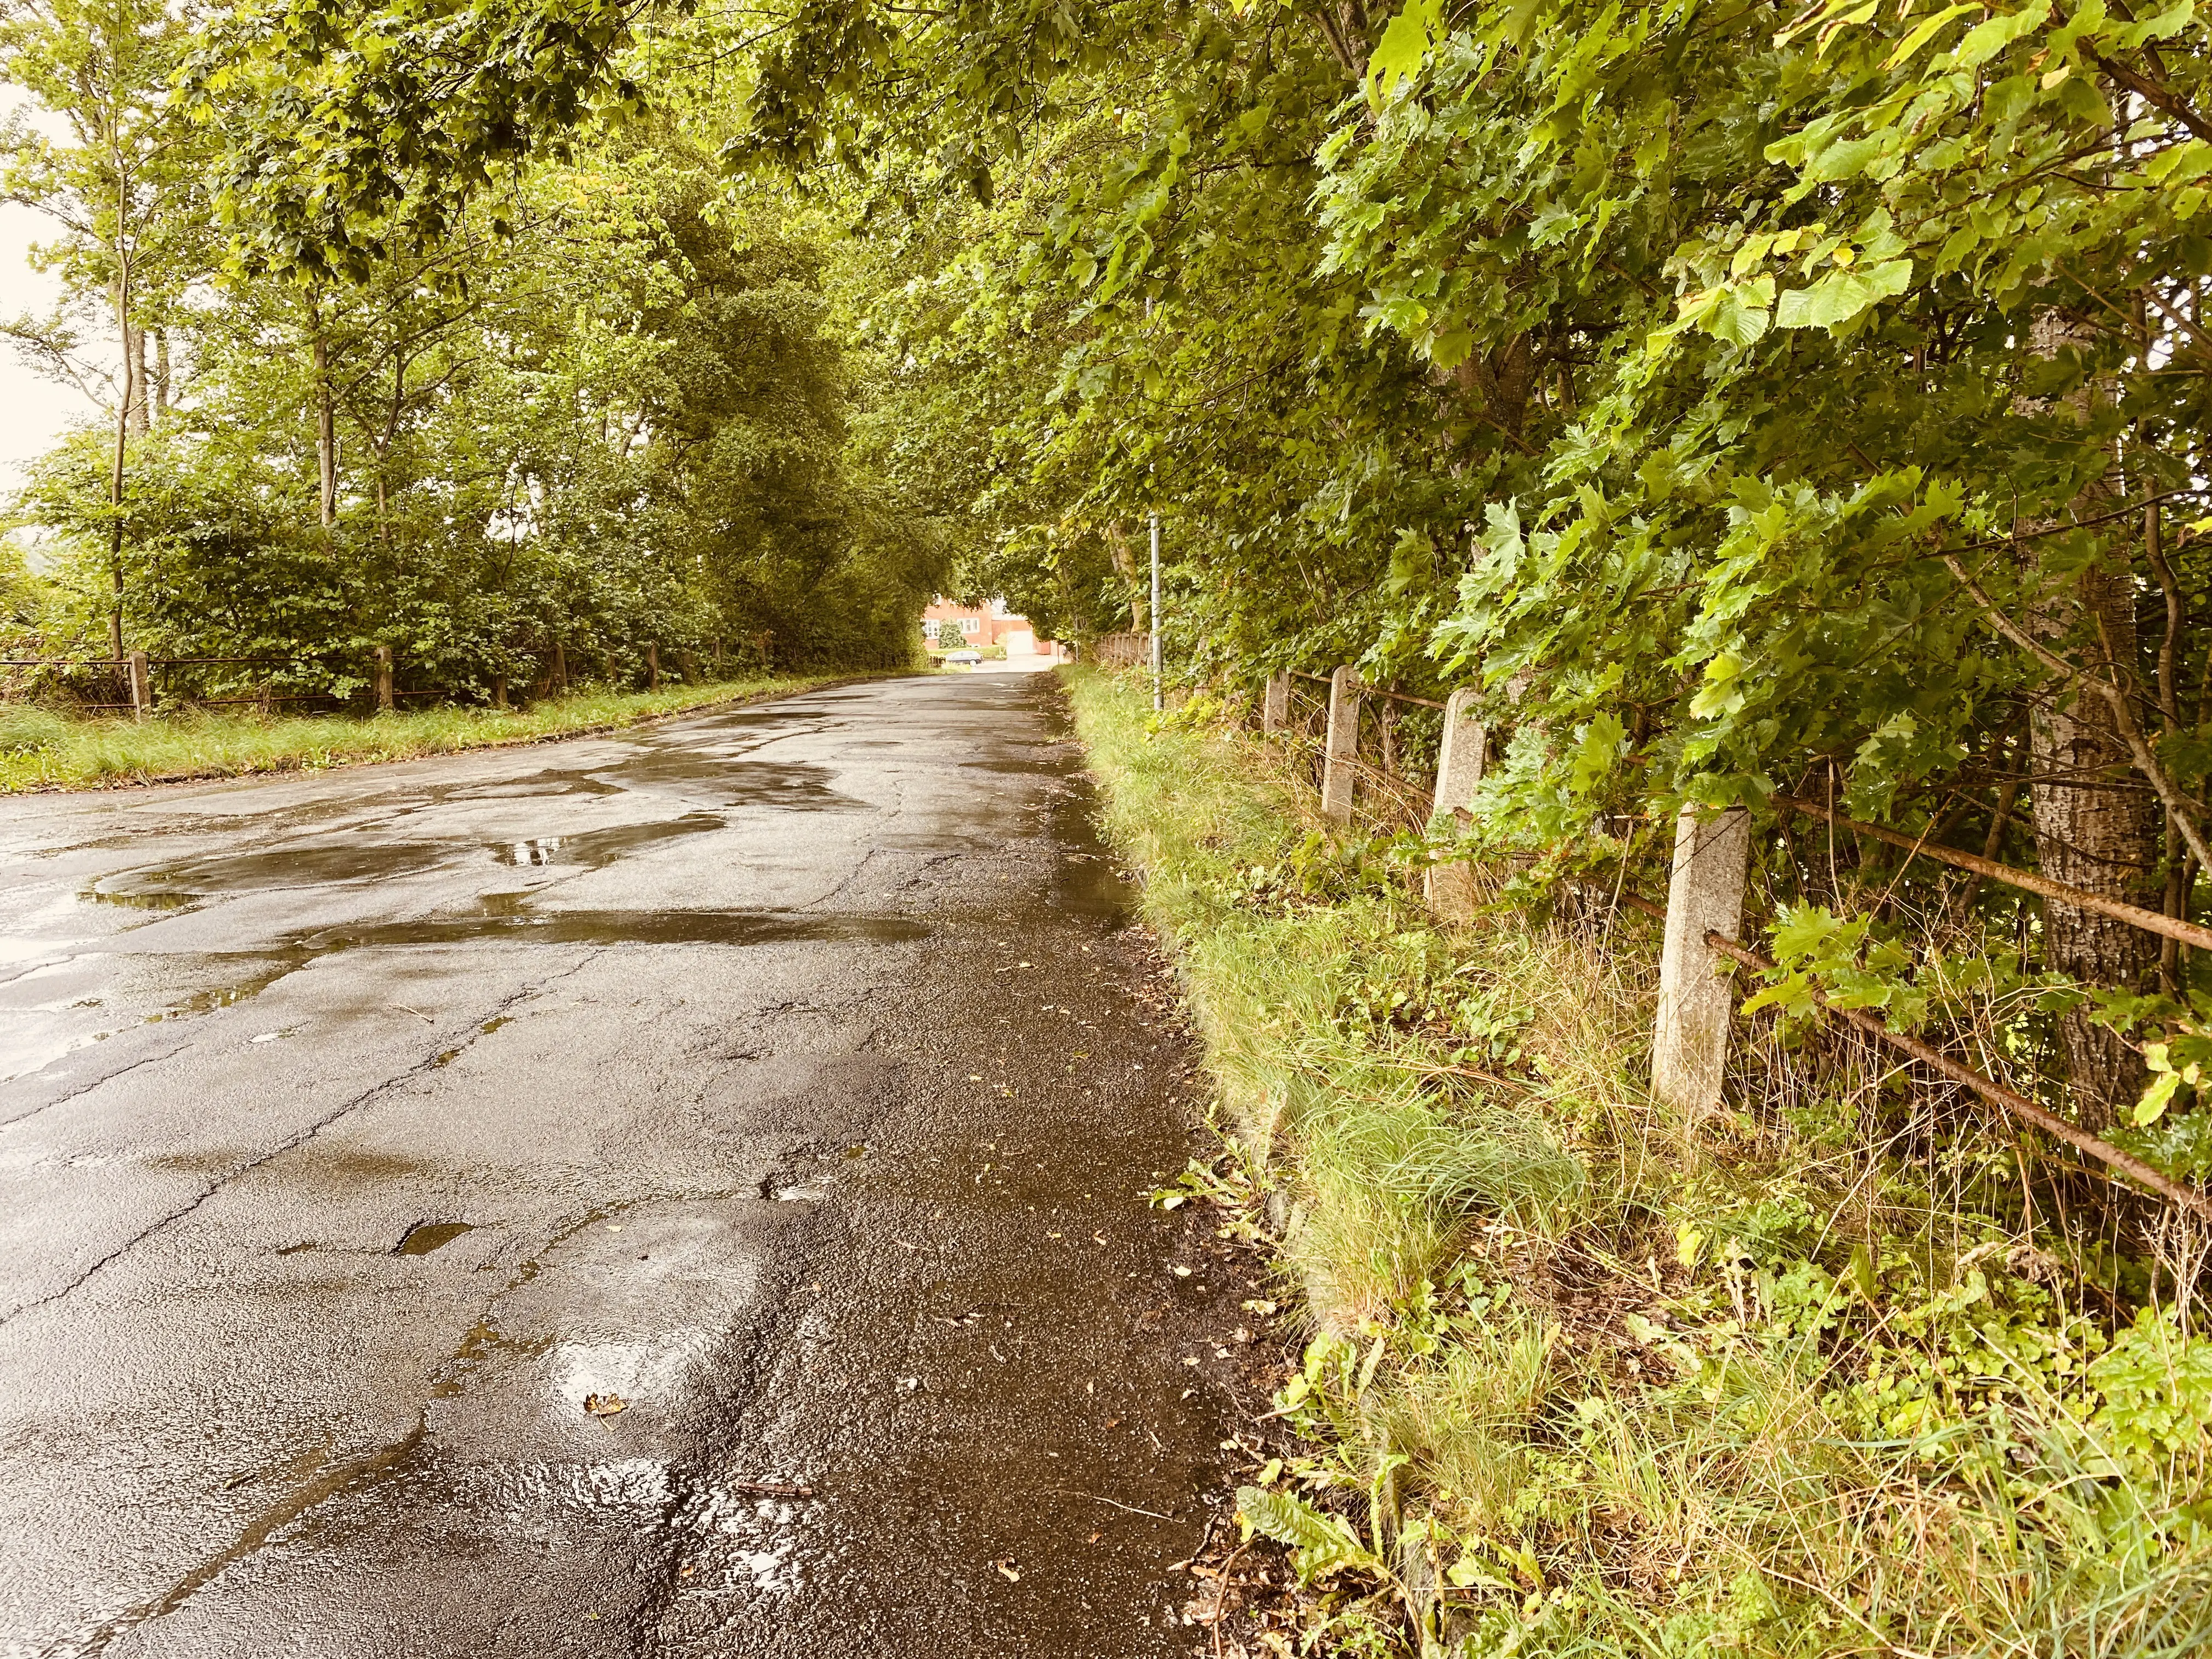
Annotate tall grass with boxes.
[1066,666,2212,1658]
[0,674,862,793]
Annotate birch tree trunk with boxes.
[312,321,337,529]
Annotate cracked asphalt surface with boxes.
[0,674,1244,1658]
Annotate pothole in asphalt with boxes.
[488,812,725,870]
[396,1221,476,1255]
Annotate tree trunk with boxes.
[1103,522,1147,633]
[153,330,170,421]
[312,324,337,529]
[106,258,132,664]
[127,321,149,436]
[2024,307,2163,1125]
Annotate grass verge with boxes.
[1066,665,2212,1658]
[0,674,880,793]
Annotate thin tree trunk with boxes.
[2024,306,2163,1124]
[1104,522,1146,632]
[312,320,337,529]
[106,253,131,664]
[126,321,149,436]
[153,330,170,421]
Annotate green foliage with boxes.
[3,12,947,693]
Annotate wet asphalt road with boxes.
[0,674,1243,1658]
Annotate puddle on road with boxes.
[88,842,464,904]
[490,813,725,870]
[2,905,927,1077]
[759,1171,827,1203]
[963,755,1065,775]
[428,1320,554,1400]
[306,910,928,951]
[397,1221,476,1256]
[143,957,309,1024]
[529,752,862,811]
[284,1146,431,1183]
[80,888,199,912]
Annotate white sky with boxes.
[0,199,100,492]
[0,75,106,496]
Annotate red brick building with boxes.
[921,598,1059,658]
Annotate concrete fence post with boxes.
[1423,687,1488,920]
[373,645,394,712]
[646,642,659,690]
[1262,672,1290,735]
[1320,665,1362,826]
[1652,805,1753,1118]
[127,651,151,720]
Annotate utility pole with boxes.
[1149,511,1162,713]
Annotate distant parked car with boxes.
[943,648,983,666]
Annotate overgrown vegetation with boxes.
[0,0,953,692]
[1074,666,2212,1656]
[0,674,843,792]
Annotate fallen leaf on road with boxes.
[1171,1265,1192,1277]
[996,1560,1022,1582]
[1242,1299,1279,1315]
[584,1393,628,1417]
